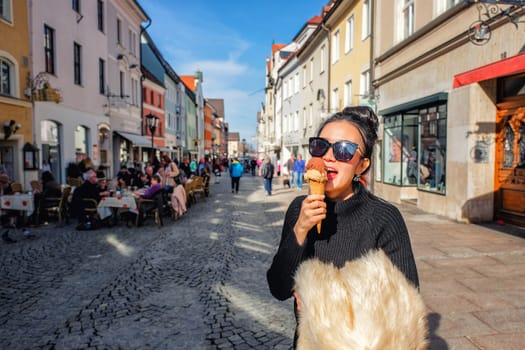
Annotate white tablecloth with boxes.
[97,195,138,219]
[1,194,34,214]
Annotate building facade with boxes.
[0,0,32,185]
[373,0,525,225]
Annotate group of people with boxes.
[284,153,306,190]
[228,156,275,196]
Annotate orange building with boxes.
[0,1,32,183]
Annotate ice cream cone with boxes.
[309,180,326,234]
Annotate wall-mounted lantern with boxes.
[23,143,40,170]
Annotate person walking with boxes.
[229,157,243,193]
[266,106,419,347]
[293,154,305,190]
[286,154,295,187]
[261,155,275,196]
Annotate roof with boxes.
[207,99,225,118]
[180,75,196,92]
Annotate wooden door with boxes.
[495,96,525,226]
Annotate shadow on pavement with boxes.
[427,313,449,350]
[476,221,525,240]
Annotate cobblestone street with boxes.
[0,175,297,349]
[2,174,525,349]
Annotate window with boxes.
[44,25,55,75]
[435,0,460,16]
[320,46,326,73]
[309,104,313,127]
[72,0,81,13]
[344,79,352,107]
[362,0,371,39]
[131,77,138,105]
[302,108,307,130]
[331,30,340,64]
[0,0,12,23]
[73,42,82,85]
[295,111,299,132]
[302,65,307,88]
[401,0,415,39]
[98,58,105,94]
[74,125,88,161]
[119,71,124,97]
[128,29,137,56]
[0,58,12,95]
[295,72,300,94]
[310,58,314,81]
[97,0,104,32]
[332,87,339,111]
[382,102,447,193]
[360,69,370,98]
[345,15,354,54]
[117,18,122,45]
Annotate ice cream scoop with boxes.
[304,157,327,234]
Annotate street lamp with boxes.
[146,113,158,162]
[242,138,246,158]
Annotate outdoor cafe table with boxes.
[97,194,138,220]
[1,193,34,214]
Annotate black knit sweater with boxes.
[267,182,419,302]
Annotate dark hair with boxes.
[317,106,379,161]
[152,174,161,183]
[41,170,55,183]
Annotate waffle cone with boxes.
[309,181,326,234]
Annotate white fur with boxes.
[294,250,428,350]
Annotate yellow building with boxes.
[0,1,32,182]
[326,0,373,111]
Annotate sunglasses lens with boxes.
[309,138,329,157]
[333,141,358,162]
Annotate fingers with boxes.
[294,195,327,244]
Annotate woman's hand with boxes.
[294,194,326,245]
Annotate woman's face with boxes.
[319,120,370,201]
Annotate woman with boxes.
[266,106,419,346]
[161,154,181,193]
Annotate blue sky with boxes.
[139,1,327,147]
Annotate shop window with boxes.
[382,102,447,193]
[419,104,447,193]
[75,125,88,162]
[383,112,418,186]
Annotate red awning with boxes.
[453,52,525,88]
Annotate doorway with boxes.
[494,97,525,226]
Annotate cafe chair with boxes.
[135,190,164,227]
[43,186,72,225]
[67,177,82,187]
[193,176,208,202]
[184,180,196,207]
[11,182,23,193]
[30,180,41,193]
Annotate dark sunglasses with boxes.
[309,137,362,162]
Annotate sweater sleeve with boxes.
[267,196,311,300]
[374,202,420,288]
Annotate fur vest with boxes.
[294,250,428,350]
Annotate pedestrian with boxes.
[286,153,295,187]
[261,155,274,196]
[250,158,257,176]
[293,154,305,189]
[266,106,419,347]
[229,157,243,193]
